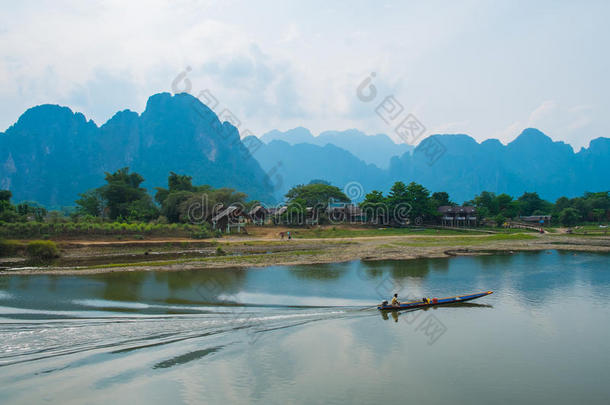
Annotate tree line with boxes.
[1,167,609,228]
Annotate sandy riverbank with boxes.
[2,231,609,275]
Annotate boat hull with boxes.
[377,291,493,311]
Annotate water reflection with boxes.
[1,251,610,405]
[379,302,494,322]
[288,263,347,280]
[0,251,608,312]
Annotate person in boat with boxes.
[391,293,401,307]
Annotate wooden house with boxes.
[248,205,268,225]
[327,203,364,223]
[519,215,551,226]
[438,206,477,227]
[269,206,288,224]
[212,205,247,233]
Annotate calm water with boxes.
[1,250,609,404]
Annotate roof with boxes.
[438,205,476,214]
[248,205,268,216]
[268,206,287,215]
[212,206,242,222]
[327,203,362,214]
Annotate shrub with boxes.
[494,214,506,228]
[25,240,60,260]
[191,225,213,239]
[0,239,20,257]
[215,246,226,256]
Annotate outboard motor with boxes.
[381,300,388,307]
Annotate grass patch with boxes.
[392,233,537,247]
[0,239,21,257]
[25,240,60,260]
[292,227,486,239]
[80,249,327,270]
[478,227,539,234]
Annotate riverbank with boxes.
[2,228,609,275]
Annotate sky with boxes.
[1,0,609,150]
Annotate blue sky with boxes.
[1,0,608,149]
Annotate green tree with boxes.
[559,208,581,226]
[0,190,11,203]
[77,167,158,221]
[360,190,388,224]
[592,208,606,223]
[470,191,498,218]
[494,213,506,228]
[168,172,195,192]
[177,187,247,224]
[16,202,47,222]
[285,183,349,207]
[0,190,18,222]
[431,191,453,207]
[405,182,434,221]
[76,190,105,217]
[385,181,434,224]
[517,192,552,216]
[155,172,218,223]
[386,182,409,224]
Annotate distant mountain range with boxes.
[254,128,610,202]
[247,136,386,201]
[260,127,412,169]
[1,93,608,207]
[0,93,275,207]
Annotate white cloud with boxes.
[0,0,608,150]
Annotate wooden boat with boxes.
[377,291,493,311]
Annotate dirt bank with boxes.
[2,232,609,276]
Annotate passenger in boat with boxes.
[422,297,429,304]
[391,293,401,306]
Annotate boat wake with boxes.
[0,300,366,369]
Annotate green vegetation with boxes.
[0,170,608,243]
[465,191,550,220]
[292,227,486,239]
[0,221,210,239]
[391,233,536,247]
[0,239,21,257]
[360,181,441,224]
[25,240,60,260]
[465,190,610,227]
[76,168,158,221]
[0,170,246,240]
[1,190,48,223]
[279,183,351,224]
[558,208,580,227]
[552,192,610,225]
[286,183,349,207]
[155,172,252,224]
[81,249,326,270]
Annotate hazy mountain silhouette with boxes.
[388,129,610,202]
[254,128,609,202]
[1,95,608,207]
[0,93,275,206]
[261,127,412,168]
[248,137,386,200]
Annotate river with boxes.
[1,250,609,404]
